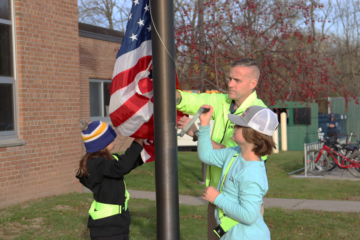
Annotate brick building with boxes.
[0,0,132,208]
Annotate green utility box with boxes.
[329,97,360,144]
[270,101,319,151]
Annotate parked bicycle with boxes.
[306,136,360,177]
[325,133,359,171]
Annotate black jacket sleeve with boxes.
[102,141,143,178]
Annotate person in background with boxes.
[327,113,338,145]
[76,120,144,240]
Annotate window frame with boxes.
[89,78,112,123]
[0,0,24,147]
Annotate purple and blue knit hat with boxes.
[80,121,117,153]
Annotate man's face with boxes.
[227,66,258,102]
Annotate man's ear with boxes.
[250,79,258,89]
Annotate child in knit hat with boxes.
[76,120,144,240]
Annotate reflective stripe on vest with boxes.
[213,154,240,238]
[88,154,131,220]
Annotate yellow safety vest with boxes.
[88,155,130,220]
[213,154,240,238]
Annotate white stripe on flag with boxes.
[115,100,154,136]
[112,40,152,79]
[109,80,137,115]
[141,148,151,163]
[109,68,151,115]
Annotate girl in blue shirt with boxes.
[197,105,278,240]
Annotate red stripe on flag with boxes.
[110,94,150,127]
[176,110,187,123]
[175,72,182,90]
[131,115,154,138]
[111,56,152,95]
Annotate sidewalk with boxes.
[290,166,360,181]
[126,189,360,212]
[82,186,360,212]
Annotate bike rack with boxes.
[288,137,347,178]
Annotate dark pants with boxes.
[207,203,218,240]
[327,132,338,145]
[91,233,129,240]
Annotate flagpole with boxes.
[150,0,180,239]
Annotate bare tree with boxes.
[330,0,360,96]
[78,0,132,31]
[77,0,360,101]
[79,0,188,31]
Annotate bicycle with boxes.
[325,136,343,171]
[325,133,358,171]
[306,138,360,177]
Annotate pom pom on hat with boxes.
[79,119,89,131]
[80,120,117,153]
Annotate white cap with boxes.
[228,106,279,136]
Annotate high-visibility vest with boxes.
[213,154,240,238]
[88,155,130,220]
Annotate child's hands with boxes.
[134,138,144,145]
[202,186,220,203]
[199,105,213,126]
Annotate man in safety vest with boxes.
[176,58,267,240]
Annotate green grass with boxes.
[125,151,360,201]
[265,151,360,201]
[0,192,206,240]
[264,207,360,240]
[125,152,205,196]
[1,192,359,240]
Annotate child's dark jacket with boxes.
[76,141,143,237]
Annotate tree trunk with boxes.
[198,0,205,92]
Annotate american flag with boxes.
[109,0,184,162]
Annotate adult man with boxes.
[176,59,267,240]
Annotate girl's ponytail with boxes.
[76,148,113,177]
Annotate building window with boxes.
[0,83,14,131]
[293,108,311,125]
[0,0,17,137]
[89,79,111,121]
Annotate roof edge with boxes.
[79,22,124,43]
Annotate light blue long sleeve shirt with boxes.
[197,125,270,240]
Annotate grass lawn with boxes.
[1,192,359,240]
[125,151,360,201]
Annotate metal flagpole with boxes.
[150,0,180,239]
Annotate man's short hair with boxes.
[231,58,260,80]
[231,58,258,68]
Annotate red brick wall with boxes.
[0,1,135,208]
[0,0,81,208]
[79,37,134,153]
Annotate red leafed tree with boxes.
[174,0,357,106]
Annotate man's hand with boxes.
[178,116,198,137]
[176,90,182,105]
[329,124,335,128]
[199,105,213,126]
[202,186,220,203]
